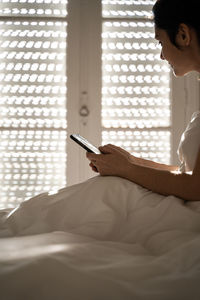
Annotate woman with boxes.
[87,0,200,202]
[1,0,200,238]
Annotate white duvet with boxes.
[1,112,200,300]
[1,176,200,300]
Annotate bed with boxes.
[0,176,200,300]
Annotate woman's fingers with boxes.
[99,144,128,155]
[86,152,99,161]
[99,144,114,154]
[89,162,98,172]
[87,144,125,159]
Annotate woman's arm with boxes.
[104,144,178,171]
[131,156,178,171]
[87,144,200,202]
[122,159,199,202]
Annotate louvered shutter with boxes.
[0,0,67,208]
[101,0,171,164]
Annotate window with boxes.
[0,0,199,208]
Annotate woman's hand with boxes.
[86,144,133,177]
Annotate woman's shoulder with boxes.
[178,111,200,172]
[191,111,200,122]
[185,111,200,133]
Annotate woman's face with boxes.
[155,27,200,76]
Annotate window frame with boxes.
[66,0,102,185]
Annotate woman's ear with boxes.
[176,23,191,47]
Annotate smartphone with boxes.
[70,134,101,154]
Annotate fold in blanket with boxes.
[1,176,200,300]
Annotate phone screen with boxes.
[70,134,101,154]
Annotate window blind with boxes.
[0,0,67,208]
[101,0,171,164]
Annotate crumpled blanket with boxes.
[0,176,200,300]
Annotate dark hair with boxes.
[152,0,200,47]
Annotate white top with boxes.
[178,111,200,172]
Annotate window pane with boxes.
[102,0,155,19]
[102,2,171,164]
[0,130,66,208]
[0,0,67,18]
[0,8,67,208]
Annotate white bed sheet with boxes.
[0,176,200,300]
